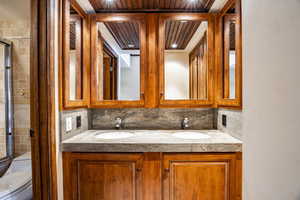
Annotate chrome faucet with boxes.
[115,117,122,129]
[181,117,190,129]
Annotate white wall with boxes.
[119,55,140,100]
[243,0,300,199]
[69,51,77,100]
[165,52,189,99]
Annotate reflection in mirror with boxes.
[164,20,208,100]
[228,20,236,99]
[0,45,6,158]
[69,5,83,101]
[223,5,237,99]
[95,21,140,101]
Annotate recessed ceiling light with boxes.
[128,44,135,48]
[171,43,178,48]
[107,0,113,2]
[181,20,188,23]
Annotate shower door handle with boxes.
[29,129,35,138]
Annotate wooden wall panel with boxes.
[31,0,58,198]
[145,14,159,108]
[189,32,208,100]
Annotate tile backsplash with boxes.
[60,108,243,141]
[90,108,216,130]
[60,109,89,141]
[217,109,243,140]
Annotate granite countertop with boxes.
[61,130,242,152]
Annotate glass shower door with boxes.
[0,44,6,159]
[0,39,13,176]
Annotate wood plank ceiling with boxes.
[94,0,215,50]
[102,20,202,50]
[165,20,201,49]
[104,22,140,50]
[89,0,215,12]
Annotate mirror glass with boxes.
[0,44,6,158]
[94,21,141,101]
[69,5,83,101]
[223,6,237,99]
[164,20,209,100]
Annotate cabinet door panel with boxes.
[163,154,237,200]
[171,162,228,200]
[63,153,143,200]
[78,161,137,200]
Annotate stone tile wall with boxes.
[217,108,243,140]
[0,19,31,156]
[60,109,89,141]
[90,108,216,130]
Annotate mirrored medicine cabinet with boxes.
[90,14,147,108]
[216,0,242,108]
[62,0,90,109]
[60,0,242,110]
[158,14,215,108]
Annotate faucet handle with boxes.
[115,117,122,129]
[182,117,190,129]
[115,117,122,122]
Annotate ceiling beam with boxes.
[76,0,95,14]
[76,0,228,14]
[94,8,209,13]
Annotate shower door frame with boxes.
[0,38,14,159]
[31,0,58,199]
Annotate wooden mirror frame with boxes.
[61,0,90,109]
[90,14,146,108]
[215,0,242,108]
[158,13,215,108]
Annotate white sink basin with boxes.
[172,132,210,139]
[95,132,134,139]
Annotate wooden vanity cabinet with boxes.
[162,153,241,200]
[63,152,242,200]
[63,153,144,200]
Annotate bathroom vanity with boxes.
[59,0,243,199]
[62,130,242,200]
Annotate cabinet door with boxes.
[63,153,143,200]
[162,153,237,200]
